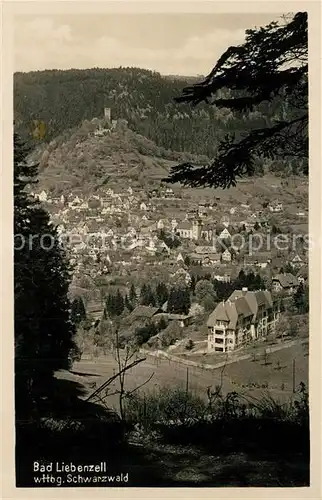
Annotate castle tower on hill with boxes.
[191,219,202,240]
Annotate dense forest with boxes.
[14,67,306,176]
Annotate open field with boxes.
[219,343,308,396]
[56,341,308,413]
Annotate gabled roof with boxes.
[290,254,303,262]
[296,265,308,279]
[203,253,221,261]
[177,221,191,230]
[272,273,298,288]
[195,245,214,254]
[128,306,161,320]
[216,224,233,235]
[234,297,253,318]
[254,252,272,262]
[228,289,273,319]
[263,290,273,308]
[190,253,204,261]
[207,297,253,330]
[212,267,232,277]
[255,290,270,307]
[189,266,213,277]
[207,302,230,325]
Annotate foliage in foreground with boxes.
[14,133,76,419]
[166,12,308,188]
[16,379,309,486]
[122,383,309,466]
[124,382,309,430]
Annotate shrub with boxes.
[124,387,207,429]
[185,339,194,350]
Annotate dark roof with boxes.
[190,253,204,261]
[263,290,273,308]
[296,265,308,279]
[177,221,191,230]
[203,253,221,260]
[271,257,284,269]
[207,302,230,325]
[189,266,213,277]
[207,297,253,330]
[129,306,161,320]
[272,273,298,288]
[234,297,253,318]
[202,224,215,231]
[255,252,272,262]
[228,289,273,319]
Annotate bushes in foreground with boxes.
[124,382,309,427]
[16,380,309,487]
[123,382,309,456]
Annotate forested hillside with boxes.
[28,117,207,196]
[14,67,306,177]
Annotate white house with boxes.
[164,187,175,199]
[79,201,89,210]
[222,249,232,262]
[269,202,283,212]
[290,254,304,267]
[38,190,48,202]
[176,252,185,263]
[218,227,231,240]
[207,289,280,352]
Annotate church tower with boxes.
[192,219,202,240]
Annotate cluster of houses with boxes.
[113,276,306,354]
[85,274,306,354]
[31,185,308,286]
[29,106,309,357]
[149,187,181,200]
[32,184,308,356]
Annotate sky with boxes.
[14,13,285,76]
